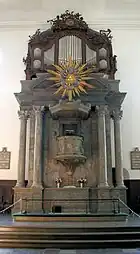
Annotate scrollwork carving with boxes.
[29,29,41,43]
[47,10,88,31]
[110,55,117,74]
[134,147,139,152]
[100,29,112,42]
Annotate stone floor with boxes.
[0,249,140,253]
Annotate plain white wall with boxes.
[0,0,140,180]
[112,30,140,179]
[0,30,33,179]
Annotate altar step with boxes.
[0,225,140,248]
[13,212,128,222]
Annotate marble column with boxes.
[112,108,125,187]
[31,106,44,188]
[27,110,35,187]
[96,106,108,187]
[16,110,28,187]
[105,107,113,186]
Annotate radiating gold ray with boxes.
[51,82,61,87]
[74,87,80,96]
[47,56,95,101]
[78,85,87,93]
[77,87,82,93]
[60,62,67,69]
[48,77,60,81]
[62,88,67,97]
[47,69,60,77]
[80,69,93,75]
[72,89,76,96]
[54,86,63,94]
[67,56,73,67]
[52,64,64,72]
[75,61,80,69]
[81,76,93,80]
[77,63,87,73]
[68,90,72,101]
[59,63,66,70]
[80,81,93,88]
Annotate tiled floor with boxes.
[0,249,140,254]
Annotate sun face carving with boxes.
[47,57,95,101]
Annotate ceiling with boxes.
[0,0,139,29]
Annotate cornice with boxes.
[0,0,140,30]
[0,19,140,30]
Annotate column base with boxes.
[115,184,126,189]
[15,183,25,188]
[27,182,33,188]
[31,183,43,189]
[98,182,109,188]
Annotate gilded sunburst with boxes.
[47,57,95,101]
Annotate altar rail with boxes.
[19,198,125,215]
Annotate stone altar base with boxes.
[43,187,89,213]
[13,187,43,213]
[13,187,128,215]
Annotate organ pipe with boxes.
[59,36,82,63]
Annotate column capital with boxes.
[96,105,108,117]
[111,108,123,120]
[28,109,35,119]
[18,110,29,120]
[33,106,45,115]
[105,106,112,118]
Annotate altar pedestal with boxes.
[43,188,89,213]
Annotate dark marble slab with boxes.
[0,249,140,254]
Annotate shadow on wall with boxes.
[123,168,130,180]
[123,168,130,209]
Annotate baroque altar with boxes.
[13,10,127,215]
